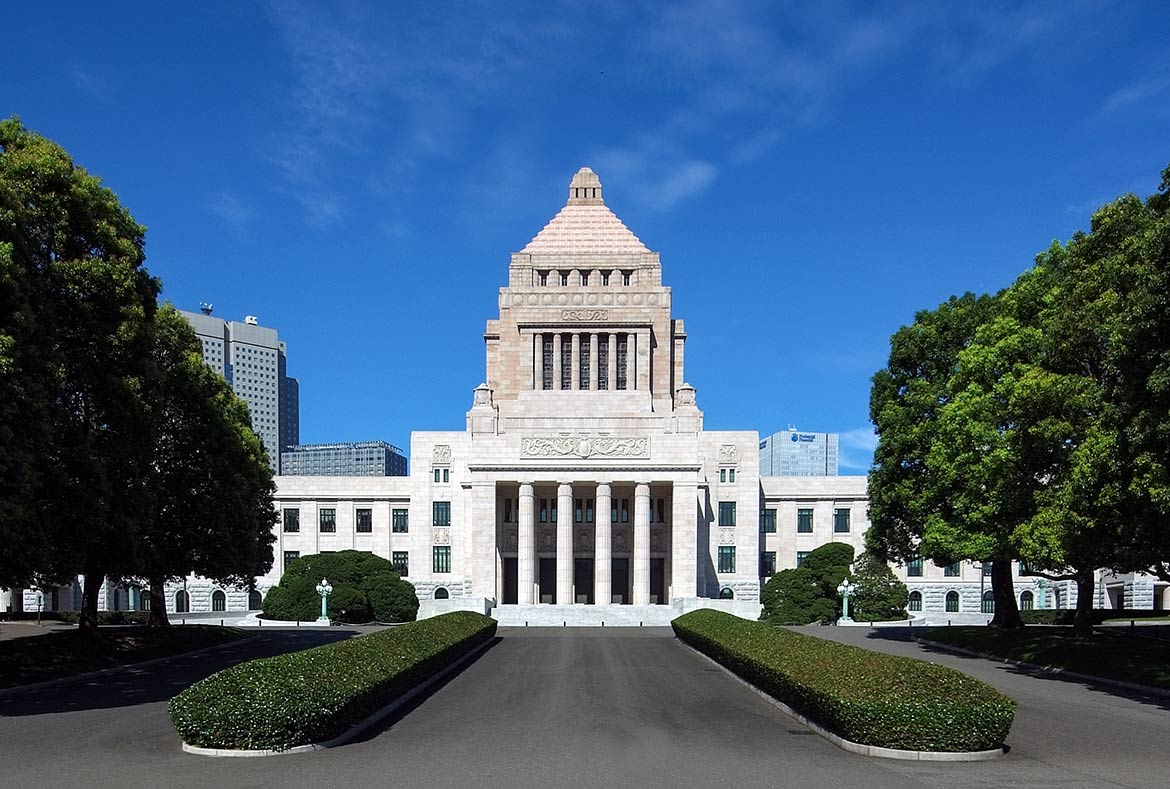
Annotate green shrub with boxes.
[1019,608,1167,625]
[673,609,1014,752]
[169,611,496,751]
[56,611,150,626]
[262,550,419,623]
[761,542,854,624]
[850,552,909,622]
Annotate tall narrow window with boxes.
[579,334,590,389]
[356,508,372,533]
[833,508,851,533]
[622,271,631,286]
[797,508,814,533]
[718,546,736,573]
[718,501,736,527]
[392,551,409,576]
[503,498,513,523]
[602,271,610,286]
[542,334,554,390]
[575,498,584,523]
[538,270,548,286]
[561,334,572,389]
[796,550,809,567]
[319,508,336,533]
[585,499,594,523]
[908,557,924,577]
[433,546,451,573]
[392,508,409,533]
[761,551,776,578]
[761,508,776,533]
[621,498,630,523]
[597,334,609,390]
[433,501,450,526]
[283,509,300,533]
[540,498,548,523]
[560,271,569,286]
[616,334,628,390]
[581,272,589,286]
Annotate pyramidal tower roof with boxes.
[519,167,651,257]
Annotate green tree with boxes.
[760,543,854,625]
[0,116,158,636]
[126,304,275,626]
[263,551,418,624]
[849,552,909,622]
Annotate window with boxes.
[797,508,814,533]
[248,589,262,610]
[719,468,726,483]
[212,590,226,612]
[718,501,736,527]
[175,590,190,614]
[283,509,300,533]
[718,546,736,573]
[356,508,372,533]
[392,508,409,533]
[538,270,548,286]
[907,557,923,577]
[587,499,595,523]
[560,271,569,286]
[433,467,449,483]
[433,501,450,526]
[655,498,664,524]
[908,591,923,612]
[579,335,590,389]
[761,551,776,578]
[433,546,451,573]
[581,272,589,286]
[561,334,572,389]
[602,271,610,286]
[620,499,630,523]
[761,508,777,533]
[284,550,300,570]
[946,591,961,613]
[319,508,336,533]
[434,468,440,482]
[392,551,409,576]
[435,587,450,600]
[575,498,584,523]
[944,562,961,577]
[615,334,628,390]
[540,498,549,523]
[729,469,736,483]
[1020,590,1034,610]
[833,508,850,533]
[622,271,631,286]
[982,561,994,577]
[719,587,735,600]
[797,550,810,567]
[981,591,994,614]
[542,334,554,390]
[504,498,513,523]
[597,334,609,390]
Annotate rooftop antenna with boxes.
[244,315,259,325]
[199,302,213,315]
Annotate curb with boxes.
[678,640,1006,762]
[912,637,1170,698]
[181,635,496,757]
[0,631,255,698]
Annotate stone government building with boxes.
[4,169,1156,621]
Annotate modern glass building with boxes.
[280,441,408,476]
[758,427,839,476]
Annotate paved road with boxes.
[795,625,1170,788]
[1,625,1166,788]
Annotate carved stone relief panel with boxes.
[718,444,739,463]
[521,436,649,459]
[433,444,452,463]
[719,528,736,545]
[433,527,451,545]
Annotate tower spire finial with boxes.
[567,167,603,205]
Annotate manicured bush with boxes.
[849,552,909,622]
[262,550,418,623]
[761,542,854,625]
[56,611,150,626]
[673,609,1014,752]
[170,611,496,751]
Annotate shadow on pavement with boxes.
[0,628,361,718]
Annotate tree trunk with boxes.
[1073,568,1096,639]
[80,570,104,639]
[988,558,1024,629]
[147,578,170,627]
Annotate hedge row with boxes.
[673,609,1015,752]
[1019,608,1167,625]
[169,611,496,751]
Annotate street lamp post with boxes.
[837,579,857,624]
[35,591,43,627]
[315,578,333,624]
[1034,577,1048,610]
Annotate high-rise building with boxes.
[280,441,408,477]
[179,308,299,473]
[758,427,839,476]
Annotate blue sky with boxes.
[6,2,1169,472]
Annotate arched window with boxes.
[249,589,263,610]
[212,590,227,612]
[719,587,735,600]
[175,590,190,613]
[981,590,995,614]
[434,587,449,600]
[1020,590,1034,610]
[945,591,960,613]
[908,591,923,612]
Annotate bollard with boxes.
[1132,620,1135,635]
[220,619,224,627]
[948,619,951,626]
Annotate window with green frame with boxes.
[717,546,736,573]
[797,508,813,533]
[355,508,372,533]
[718,501,736,527]
[908,557,923,577]
[761,508,776,533]
[944,562,961,577]
[392,508,409,533]
[282,509,300,533]
[433,546,451,573]
[833,508,850,533]
[433,501,450,526]
[319,507,336,533]
[760,551,776,578]
[392,551,409,576]
[796,550,810,567]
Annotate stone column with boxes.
[638,329,651,391]
[553,334,563,391]
[607,333,617,390]
[670,481,698,598]
[570,333,581,390]
[589,333,599,391]
[633,483,651,605]
[626,332,637,391]
[595,482,612,605]
[557,482,574,604]
[518,483,535,605]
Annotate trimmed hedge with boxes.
[169,611,496,751]
[1019,608,1167,625]
[673,609,1014,752]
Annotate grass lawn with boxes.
[920,627,1170,691]
[0,625,251,690]
[1102,616,1170,623]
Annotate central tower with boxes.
[478,167,699,436]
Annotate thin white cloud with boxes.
[1098,74,1170,117]
[208,191,256,230]
[838,426,878,472]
